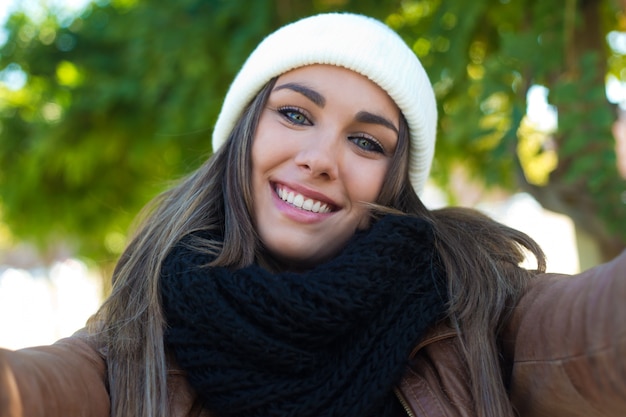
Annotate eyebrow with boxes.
[273,83,326,107]
[273,82,399,134]
[355,111,399,134]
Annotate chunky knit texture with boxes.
[161,215,447,417]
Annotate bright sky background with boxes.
[0,0,93,45]
[0,0,95,88]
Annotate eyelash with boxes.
[349,135,385,154]
[276,106,385,154]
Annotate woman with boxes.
[1,12,625,417]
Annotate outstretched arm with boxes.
[0,334,109,417]
[504,250,626,417]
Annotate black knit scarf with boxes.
[160,215,448,417]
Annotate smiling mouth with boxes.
[274,184,333,213]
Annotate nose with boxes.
[294,133,340,181]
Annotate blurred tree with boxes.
[390,0,626,263]
[0,0,400,264]
[0,0,624,266]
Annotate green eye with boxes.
[356,138,374,150]
[287,111,306,123]
[351,136,384,154]
[278,107,311,126]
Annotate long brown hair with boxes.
[372,116,546,417]
[89,79,277,417]
[91,76,545,417]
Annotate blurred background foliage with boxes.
[0,0,625,270]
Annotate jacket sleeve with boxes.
[504,250,626,417]
[0,334,110,417]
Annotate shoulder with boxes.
[10,329,107,375]
[166,356,217,416]
[396,323,476,417]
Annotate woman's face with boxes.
[251,64,400,267]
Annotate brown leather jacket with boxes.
[1,251,625,417]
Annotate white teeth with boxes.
[293,194,304,208]
[275,186,331,213]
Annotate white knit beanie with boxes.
[212,13,437,195]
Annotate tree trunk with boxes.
[521,0,625,263]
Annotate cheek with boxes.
[251,129,279,180]
[251,114,296,175]
[346,163,389,228]
[348,162,389,201]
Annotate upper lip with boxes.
[272,181,340,210]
